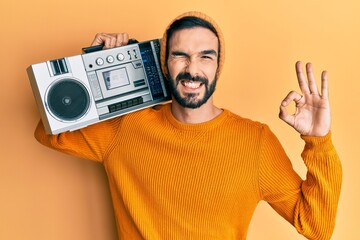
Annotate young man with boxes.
[35,11,342,239]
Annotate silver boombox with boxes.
[27,39,171,135]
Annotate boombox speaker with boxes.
[46,79,90,121]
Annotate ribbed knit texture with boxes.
[35,104,342,240]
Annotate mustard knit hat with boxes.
[160,11,225,78]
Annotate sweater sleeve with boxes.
[34,117,122,163]
[258,126,342,240]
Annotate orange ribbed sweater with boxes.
[35,104,342,240]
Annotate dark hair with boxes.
[165,16,220,64]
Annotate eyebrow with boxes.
[170,51,189,57]
[200,49,217,56]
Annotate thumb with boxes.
[279,101,295,127]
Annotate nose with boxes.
[185,58,200,78]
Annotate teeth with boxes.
[183,81,201,89]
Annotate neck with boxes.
[171,97,223,124]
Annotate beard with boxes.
[167,71,217,109]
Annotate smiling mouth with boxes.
[180,80,203,89]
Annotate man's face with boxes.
[166,27,219,109]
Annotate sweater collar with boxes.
[163,103,229,131]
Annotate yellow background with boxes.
[0,0,359,239]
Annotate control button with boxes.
[96,58,104,66]
[106,55,114,63]
[117,53,125,61]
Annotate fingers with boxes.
[91,33,129,49]
[279,102,294,126]
[321,70,329,99]
[296,61,328,97]
[279,90,303,126]
[115,33,129,47]
[305,62,320,95]
[295,61,311,95]
[281,90,303,107]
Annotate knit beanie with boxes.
[160,11,225,78]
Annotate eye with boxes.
[202,55,211,59]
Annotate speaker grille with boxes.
[47,79,90,121]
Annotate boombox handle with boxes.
[82,38,139,54]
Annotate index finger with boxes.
[91,32,109,46]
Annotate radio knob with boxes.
[117,53,125,61]
[96,57,104,66]
[106,55,114,63]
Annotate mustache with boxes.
[175,72,208,84]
